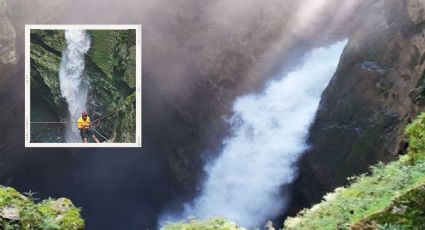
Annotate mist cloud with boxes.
[8,0,367,98]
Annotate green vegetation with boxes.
[0,186,84,229]
[162,217,247,230]
[88,30,136,89]
[405,112,425,162]
[114,92,137,142]
[352,183,425,229]
[86,30,137,143]
[408,71,425,106]
[161,113,425,230]
[283,112,425,230]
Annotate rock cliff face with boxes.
[290,0,425,213]
[86,30,137,142]
[30,30,67,142]
[30,29,137,143]
[0,0,17,67]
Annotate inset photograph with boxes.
[25,25,142,147]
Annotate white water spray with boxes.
[163,40,347,227]
[59,30,91,142]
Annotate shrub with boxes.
[0,186,84,230]
[405,112,425,161]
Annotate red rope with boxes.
[30,121,78,124]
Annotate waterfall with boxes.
[163,40,348,228]
[59,29,91,142]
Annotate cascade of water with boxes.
[162,40,347,228]
[59,29,91,142]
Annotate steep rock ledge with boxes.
[290,0,425,214]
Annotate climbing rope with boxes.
[31,119,101,127]
[90,127,109,142]
[30,104,126,142]
[30,121,79,124]
[31,105,124,125]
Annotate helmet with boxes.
[82,112,88,116]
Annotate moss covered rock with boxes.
[88,30,136,90]
[30,30,65,108]
[112,92,137,143]
[0,186,84,229]
[405,112,425,162]
[352,183,425,229]
[283,112,425,230]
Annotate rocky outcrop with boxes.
[0,0,17,66]
[1,0,70,68]
[0,185,84,229]
[290,0,425,214]
[407,0,425,24]
[352,183,425,229]
[30,30,66,109]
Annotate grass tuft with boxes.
[283,112,425,229]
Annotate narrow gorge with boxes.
[30,29,137,143]
[1,0,425,229]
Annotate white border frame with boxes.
[25,24,142,148]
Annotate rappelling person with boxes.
[77,111,100,143]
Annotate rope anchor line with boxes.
[30,105,124,125]
[29,105,125,142]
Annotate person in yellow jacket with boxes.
[77,111,100,143]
